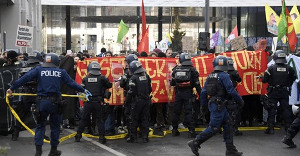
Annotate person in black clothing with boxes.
[126,60,152,143]
[75,61,112,144]
[170,52,201,138]
[281,81,300,148]
[226,57,243,136]
[262,50,296,134]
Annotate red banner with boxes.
[75,50,268,105]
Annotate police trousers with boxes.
[77,101,107,136]
[129,98,150,138]
[195,103,233,144]
[172,90,195,131]
[267,98,293,129]
[287,112,300,139]
[35,99,62,146]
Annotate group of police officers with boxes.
[5,49,300,156]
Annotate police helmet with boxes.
[273,50,287,64]
[213,55,228,71]
[42,53,60,68]
[227,57,235,70]
[125,54,138,65]
[87,61,101,75]
[27,50,42,64]
[292,105,299,116]
[179,52,193,66]
[129,60,145,74]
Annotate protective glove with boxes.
[84,89,92,101]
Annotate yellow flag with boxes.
[265,4,280,35]
[290,4,300,34]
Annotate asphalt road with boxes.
[0,128,299,156]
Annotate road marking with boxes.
[65,129,127,156]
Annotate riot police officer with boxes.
[226,57,243,136]
[282,103,300,148]
[75,61,112,144]
[262,50,296,134]
[170,52,201,138]
[119,54,138,136]
[7,53,88,156]
[188,55,244,156]
[11,50,43,141]
[126,60,152,143]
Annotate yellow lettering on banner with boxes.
[232,51,247,70]
[199,76,207,87]
[151,80,160,102]
[194,56,209,75]
[99,59,110,77]
[255,51,262,70]
[156,59,166,77]
[112,83,124,104]
[164,80,174,101]
[243,72,262,94]
[145,59,156,78]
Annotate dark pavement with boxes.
[0,128,299,156]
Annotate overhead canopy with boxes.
[41,0,300,7]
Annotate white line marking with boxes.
[65,129,126,156]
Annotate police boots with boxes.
[188,140,200,156]
[264,127,274,135]
[99,135,107,144]
[35,146,42,156]
[11,128,19,141]
[48,146,61,156]
[281,135,297,148]
[75,132,82,142]
[226,143,243,156]
[127,135,137,143]
[172,129,180,136]
[188,130,197,138]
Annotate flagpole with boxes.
[205,0,210,32]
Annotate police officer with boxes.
[170,52,201,138]
[126,60,152,143]
[188,55,244,156]
[226,57,243,136]
[119,54,138,136]
[262,50,296,134]
[11,51,43,141]
[282,103,300,148]
[6,53,88,156]
[75,61,112,144]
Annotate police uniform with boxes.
[126,60,152,143]
[75,61,112,144]
[8,53,86,156]
[282,103,300,148]
[226,57,243,136]
[262,50,296,134]
[170,53,201,137]
[188,56,243,156]
[119,54,138,136]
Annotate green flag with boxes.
[117,20,129,43]
[277,0,287,42]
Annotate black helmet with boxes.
[87,61,101,75]
[42,53,60,68]
[27,50,42,64]
[273,50,287,64]
[179,52,192,65]
[213,55,228,71]
[227,57,235,70]
[129,60,145,74]
[125,54,138,65]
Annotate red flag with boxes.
[141,0,146,37]
[285,7,298,52]
[138,26,149,54]
[225,25,238,44]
